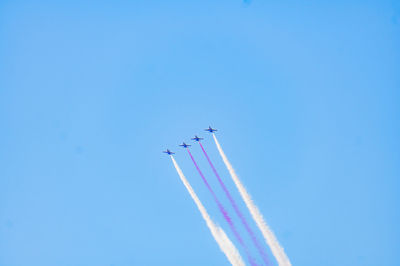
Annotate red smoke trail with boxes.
[187,149,258,266]
[199,142,270,266]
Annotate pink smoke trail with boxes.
[187,149,258,266]
[170,155,245,266]
[199,142,270,266]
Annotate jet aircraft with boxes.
[205,126,217,133]
[163,149,175,155]
[179,142,191,148]
[191,135,204,142]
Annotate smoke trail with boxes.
[170,156,245,266]
[186,149,258,266]
[213,134,292,266]
[199,142,270,266]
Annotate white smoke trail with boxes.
[213,135,292,266]
[171,156,245,266]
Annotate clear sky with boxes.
[0,1,399,265]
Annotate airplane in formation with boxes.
[163,149,175,155]
[179,142,191,148]
[191,135,203,142]
[205,126,217,133]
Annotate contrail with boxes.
[186,149,258,266]
[199,142,270,266]
[170,156,245,266]
[212,134,292,266]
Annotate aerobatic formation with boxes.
[164,127,291,266]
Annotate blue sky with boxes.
[0,1,399,265]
